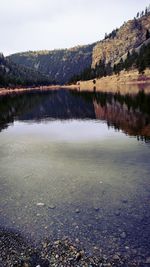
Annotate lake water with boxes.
[0,89,150,259]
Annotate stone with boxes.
[48,205,56,209]
[146,257,150,264]
[76,251,84,261]
[94,207,100,212]
[115,210,120,216]
[36,202,45,207]
[122,199,128,204]
[75,209,80,213]
[120,231,127,239]
[113,254,121,261]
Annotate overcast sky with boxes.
[0,0,150,56]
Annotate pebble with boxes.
[23,262,29,267]
[36,202,45,207]
[76,251,84,261]
[122,199,128,204]
[146,257,150,264]
[75,209,80,213]
[115,210,120,216]
[120,231,127,239]
[94,207,100,212]
[48,205,56,209]
[113,254,121,261]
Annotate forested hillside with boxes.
[8,45,95,84]
[0,54,54,87]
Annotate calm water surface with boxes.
[0,89,150,256]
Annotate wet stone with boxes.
[113,254,121,261]
[122,199,128,204]
[120,232,127,239]
[94,207,100,212]
[36,203,45,207]
[75,209,80,214]
[146,257,150,264]
[115,210,120,216]
[48,205,56,210]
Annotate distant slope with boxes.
[8,44,95,84]
[0,54,53,87]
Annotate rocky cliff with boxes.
[92,14,150,67]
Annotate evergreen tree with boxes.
[146,29,150,40]
[145,7,148,16]
[138,60,145,74]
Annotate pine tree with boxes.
[145,7,148,16]
[146,29,150,40]
[138,60,145,74]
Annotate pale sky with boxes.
[0,0,150,56]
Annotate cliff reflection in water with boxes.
[0,89,150,141]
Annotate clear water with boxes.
[0,89,150,256]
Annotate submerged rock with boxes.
[48,205,56,210]
[75,209,80,213]
[36,203,45,207]
[115,210,120,216]
[120,232,127,239]
[94,207,100,212]
[146,257,150,264]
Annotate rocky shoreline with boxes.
[1,228,150,267]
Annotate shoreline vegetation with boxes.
[1,69,150,96]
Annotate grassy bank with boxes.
[77,69,150,94]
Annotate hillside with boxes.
[8,44,95,84]
[7,9,150,85]
[92,13,150,67]
[0,54,53,87]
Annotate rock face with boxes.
[7,14,150,84]
[92,15,150,67]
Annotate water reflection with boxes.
[0,88,150,262]
[0,89,150,141]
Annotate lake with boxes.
[0,89,150,265]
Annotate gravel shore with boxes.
[1,228,150,267]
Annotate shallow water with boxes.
[0,89,150,257]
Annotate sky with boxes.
[0,0,150,56]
